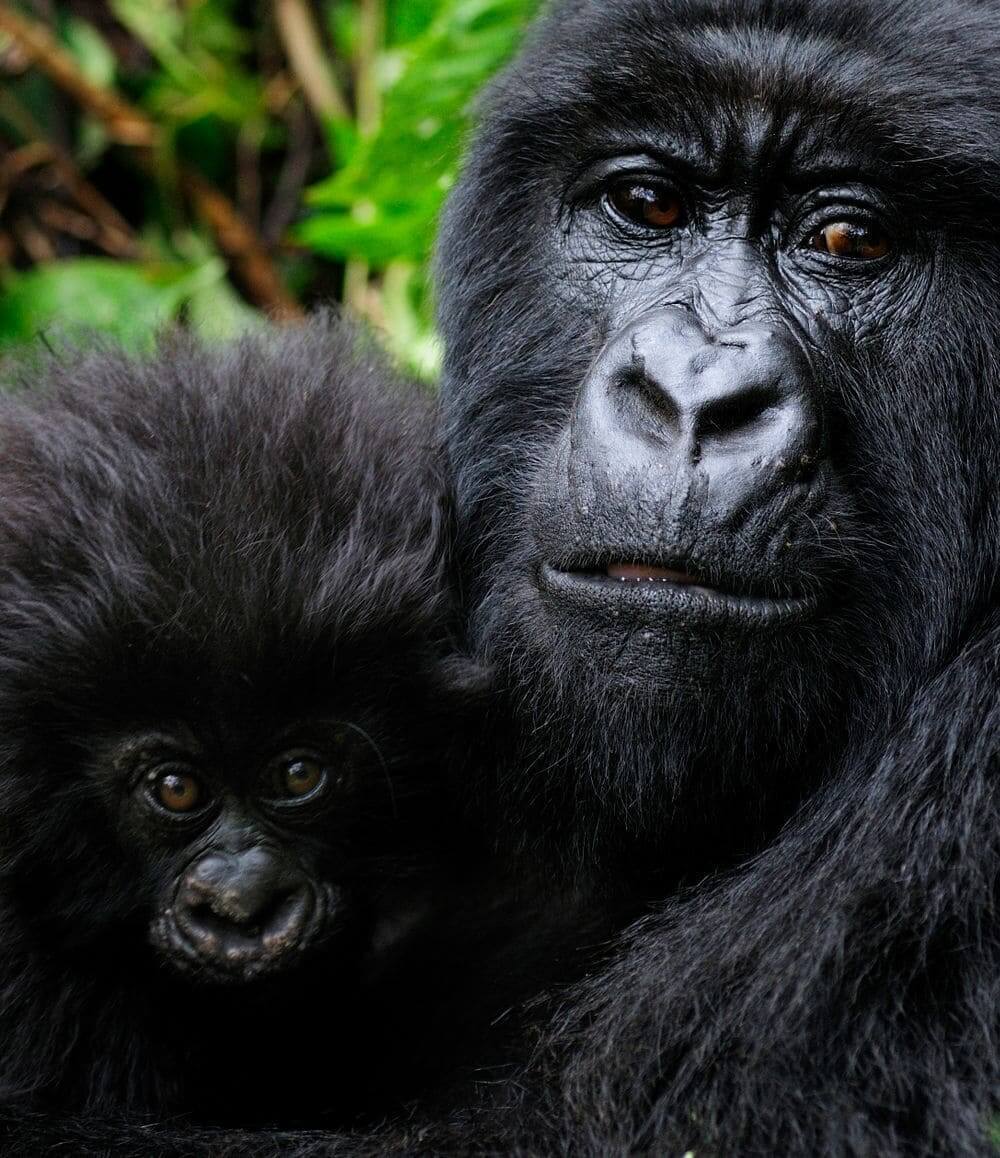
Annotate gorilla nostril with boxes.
[261,888,313,946]
[614,365,681,430]
[697,384,782,439]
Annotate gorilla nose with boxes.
[576,309,819,514]
[175,847,315,966]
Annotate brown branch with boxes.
[353,0,383,137]
[35,199,136,258]
[2,142,137,255]
[35,199,97,242]
[342,0,384,315]
[0,3,303,321]
[183,171,302,322]
[0,3,155,145]
[1,139,52,177]
[51,156,136,253]
[11,214,55,261]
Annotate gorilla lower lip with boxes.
[541,563,816,626]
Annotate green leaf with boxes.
[385,0,442,44]
[299,0,539,266]
[62,17,116,88]
[109,0,188,76]
[111,0,262,127]
[185,273,268,342]
[0,259,225,353]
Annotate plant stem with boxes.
[273,0,349,122]
[343,0,384,315]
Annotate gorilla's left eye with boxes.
[806,220,891,261]
[274,757,328,801]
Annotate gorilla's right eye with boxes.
[605,181,684,230]
[149,768,203,814]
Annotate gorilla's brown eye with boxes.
[808,221,890,261]
[281,758,327,799]
[607,182,684,230]
[154,770,202,813]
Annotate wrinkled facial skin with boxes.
[439,0,1000,837]
[99,719,388,985]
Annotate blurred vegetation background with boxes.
[0,0,538,377]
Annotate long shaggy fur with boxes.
[0,318,459,1127]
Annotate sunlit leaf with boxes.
[62,17,116,88]
[300,0,539,267]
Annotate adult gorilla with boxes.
[435,0,1000,1153]
[6,0,1000,1155]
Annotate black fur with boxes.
[7,2,1000,1154]
[433,1,1000,1154]
[0,319,469,1128]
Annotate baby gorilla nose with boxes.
[169,847,321,981]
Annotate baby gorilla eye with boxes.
[150,768,203,814]
[283,758,326,798]
[807,220,891,260]
[606,181,684,230]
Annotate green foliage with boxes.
[0,257,258,353]
[0,0,537,375]
[301,0,537,267]
[110,0,261,126]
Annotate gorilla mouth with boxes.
[541,560,817,626]
[606,563,702,585]
[151,883,332,985]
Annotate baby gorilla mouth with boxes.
[152,846,331,984]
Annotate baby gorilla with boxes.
[0,321,462,1123]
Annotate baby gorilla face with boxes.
[108,721,380,983]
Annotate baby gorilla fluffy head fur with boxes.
[0,320,460,1121]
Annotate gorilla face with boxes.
[109,719,379,984]
[0,321,454,1008]
[439,0,1000,832]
